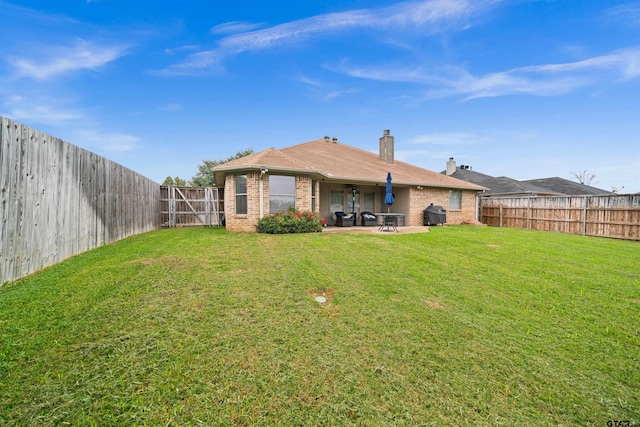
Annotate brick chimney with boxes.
[446,157,456,175]
[379,129,394,164]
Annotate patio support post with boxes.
[352,187,357,218]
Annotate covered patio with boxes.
[317,181,410,227]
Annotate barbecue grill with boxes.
[423,204,446,226]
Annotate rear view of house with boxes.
[213,131,487,231]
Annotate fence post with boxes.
[499,204,503,228]
[582,195,587,236]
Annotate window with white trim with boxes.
[311,180,317,212]
[269,175,296,213]
[449,190,462,210]
[235,175,247,215]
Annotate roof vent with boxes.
[324,135,330,141]
[332,137,338,143]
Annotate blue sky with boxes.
[1,0,639,193]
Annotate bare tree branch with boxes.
[569,169,597,186]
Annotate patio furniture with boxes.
[374,212,403,232]
[334,211,355,227]
[360,211,378,226]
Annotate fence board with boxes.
[1,117,161,284]
[480,195,640,240]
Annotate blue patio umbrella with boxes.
[384,172,394,212]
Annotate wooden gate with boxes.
[160,186,223,227]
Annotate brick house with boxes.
[213,130,487,232]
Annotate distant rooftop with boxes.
[442,158,612,196]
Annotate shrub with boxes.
[256,208,323,234]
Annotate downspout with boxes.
[260,167,267,219]
[259,175,264,219]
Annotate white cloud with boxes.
[331,46,640,100]
[156,50,226,76]
[516,47,640,79]
[295,74,323,88]
[1,95,85,124]
[159,103,183,112]
[604,3,640,29]
[8,39,128,80]
[75,129,140,152]
[164,45,200,55]
[454,47,640,99]
[159,0,497,75]
[294,73,361,101]
[322,88,361,101]
[210,21,263,35]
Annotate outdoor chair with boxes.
[334,211,355,227]
[360,211,378,226]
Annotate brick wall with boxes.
[408,187,478,225]
[224,172,262,232]
[225,173,317,232]
[295,176,317,212]
[448,190,478,224]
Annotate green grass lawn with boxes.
[1,226,638,426]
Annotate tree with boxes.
[569,169,597,186]
[162,176,187,186]
[190,148,254,187]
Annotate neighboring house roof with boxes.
[442,164,611,196]
[521,177,611,196]
[446,168,560,196]
[214,138,487,191]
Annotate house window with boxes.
[362,191,375,212]
[235,175,247,215]
[269,175,295,213]
[449,190,462,210]
[330,190,344,218]
[311,180,317,212]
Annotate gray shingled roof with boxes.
[447,168,558,195]
[442,168,611,196]
[522,177,611,196]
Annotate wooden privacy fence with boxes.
[1,117,161,284]
[160,186,223,227]
[480,194,640,240]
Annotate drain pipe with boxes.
[260,167,268,219]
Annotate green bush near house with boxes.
[256,208,323,233]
